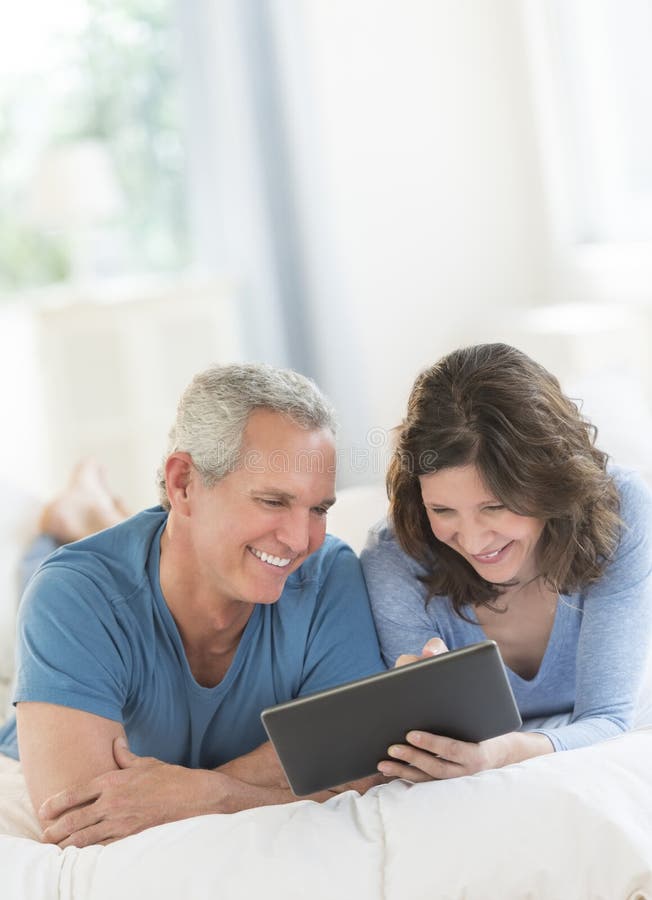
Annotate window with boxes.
[548,0,652,244]
[0,0,189,291]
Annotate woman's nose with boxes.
[455,520,492,555]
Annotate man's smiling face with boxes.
[186,408,337,607]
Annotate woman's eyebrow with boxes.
[424,498,500,507]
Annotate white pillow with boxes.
[8,728,647,900]
[382,728,652,898]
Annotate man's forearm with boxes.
[215,741,286,788]
[210,772,333,812]
[209,771,384,813]
[39,737,387,848]
[215,741,386,803]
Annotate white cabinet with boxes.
[34,277,243,510]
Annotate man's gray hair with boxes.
[157,362,337,509]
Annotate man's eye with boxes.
[259,498,283,508]
[312,507,329,517]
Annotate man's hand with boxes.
[39,737,221,848]
[39,737,391,848]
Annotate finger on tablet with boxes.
[421,637,448,657]
[394,653,421,668]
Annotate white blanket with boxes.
[3,728,652,900]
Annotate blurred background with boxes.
[1,0,652,509]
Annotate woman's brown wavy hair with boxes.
[387,343,621,617]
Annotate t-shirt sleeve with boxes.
[533,469,652,751]
[297,543,386,696]
[14,564,131,723]
[360,523,441,667]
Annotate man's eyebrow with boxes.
[250,488,336,508]
[250,488,296,500]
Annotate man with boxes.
[0,364,385,847]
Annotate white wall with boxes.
[274,0,555,480]
[3,0,650,504]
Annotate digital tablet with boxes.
[261,639,521,796]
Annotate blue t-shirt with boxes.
[0,508,384,766]
[360,466,652,752]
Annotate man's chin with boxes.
[251,581,289,605]
[246,560,298,604]
[251,593,284,606]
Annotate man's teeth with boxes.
[250,547,292,568]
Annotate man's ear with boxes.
[165,452,195,516]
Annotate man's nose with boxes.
[277,509,311,555]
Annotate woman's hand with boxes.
[377,731,512,782]
[381,637,543,781]
[394,636,449,668]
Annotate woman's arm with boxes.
[360,523,439,666]
[532,469,652,752]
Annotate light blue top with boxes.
[0,507,384,766]
[360,467,652,752]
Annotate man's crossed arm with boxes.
[17,702,382,848]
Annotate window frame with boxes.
[523,0,652,306]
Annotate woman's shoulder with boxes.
[609,464,652,525]
[360,516,402,563]
[360,517,428,577]
[599,465,652,582]
[362,516,398,549]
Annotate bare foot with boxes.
[39,460,129,543]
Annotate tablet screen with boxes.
[261,639,521,796]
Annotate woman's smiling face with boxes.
[419,464,546,585]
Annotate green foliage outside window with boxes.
[0,0,188,293]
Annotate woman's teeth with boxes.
[476,543,510,560]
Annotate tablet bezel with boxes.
[261,639,521,796]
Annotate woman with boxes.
[361,343,652,782]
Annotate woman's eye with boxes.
[485,505,505,511]
[429,508,450,515]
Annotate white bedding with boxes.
[3,728,652,900]
[2,483,652,899]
